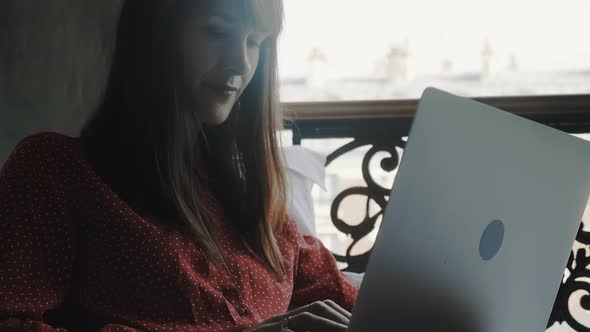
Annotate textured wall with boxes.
[0,0,123,164]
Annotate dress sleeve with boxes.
[289,223,359,312]
[0,135,75,331]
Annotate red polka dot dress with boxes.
[0,132,358,332]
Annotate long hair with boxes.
[80,0,288,276]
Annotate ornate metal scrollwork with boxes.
[326,138,406,273]
[548,223,590,330]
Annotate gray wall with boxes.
[0,0,123,165]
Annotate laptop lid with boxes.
[348,88,590,332]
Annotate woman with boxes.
[0,0,358,331]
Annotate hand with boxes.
[244,300,351,332]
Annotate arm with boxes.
[290,223,359,312]
[0,135,74,331]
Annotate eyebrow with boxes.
[209,10,241,24]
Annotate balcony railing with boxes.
[284,94,590,331]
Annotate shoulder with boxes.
[2,132,81,179]
[280,216,301,238]
[12,131,78,155]
[7,132,79,164]
[279,217,318,248]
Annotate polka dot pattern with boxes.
[0,132,359,332]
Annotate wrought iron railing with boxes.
[285,94,590,330]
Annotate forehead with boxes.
[206,0,243,18]
[199,0,282,34]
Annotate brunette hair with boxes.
[81,0,288,276]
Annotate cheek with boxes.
[179,28,218,79]
[182,43,214,77]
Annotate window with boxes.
[279,0,590,102]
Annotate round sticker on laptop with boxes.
[479,220,505,260]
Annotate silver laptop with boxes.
[348,88,590,332]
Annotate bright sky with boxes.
[278,0,590,78]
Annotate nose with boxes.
[222,40,252,77]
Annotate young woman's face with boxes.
[178,0,271,126]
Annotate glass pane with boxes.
[279,0,590,102]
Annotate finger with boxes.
[265,304,318,324]
[288,311,348,332]
[307,300,350,325]
[266,300,350,326]
[264,309,301,325]
[285,301,349,325]
[323,299,352,319]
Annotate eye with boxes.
[206,23,229,39]
[204,16,233,39]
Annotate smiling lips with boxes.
[203,82,239,97]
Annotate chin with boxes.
[202,107,232,126]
